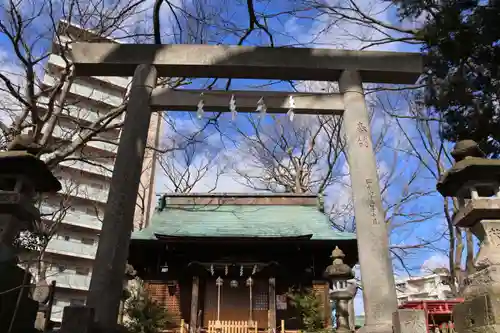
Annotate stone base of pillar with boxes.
[92,324,130,333]
[453,292,500,333]
[60,305,130,333]
[357,322,394,333]
[60,306,95,333]
[392,309,426,333]
[464,265,500,298]
[452,265,500,333]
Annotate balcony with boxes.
[43,74,124,108]
[51,124,119,154]
[45,238,97,259]
[46,270,91,291]
[60,180,110,204]
[59,159,114,179]
[47,53,130,89]
[37,95,124,126]
[40,204,102,231]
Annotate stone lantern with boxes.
[437,139,500,333]
[0,136,61,333]
[0,141,61,262]
[324,246,356,333]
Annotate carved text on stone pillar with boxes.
[403,313,426,332]
[464,307,474,328]
[356,121,369,148]
[487,227,500,247]
[365,179,379,225]
[371,302,384,322]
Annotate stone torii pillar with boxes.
[340,70,398,333]
[85,64,157,331]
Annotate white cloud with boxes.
[154,143,259,194]
[421,253,449,274]
[285,0,400,52]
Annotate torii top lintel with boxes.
[71,43,423,84]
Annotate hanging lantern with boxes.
[216,276,224,287]
[230,280,239,288]
[160,262,168,273]
[246,276,253,287]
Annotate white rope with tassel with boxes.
[197,93,204,119]
[257,97,267,118]
[287,95,295,121]
[230,94,237,121]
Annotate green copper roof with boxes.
[132,204,356,241]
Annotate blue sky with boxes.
[0,0,458,317]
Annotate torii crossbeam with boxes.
[67,43,423,333]
[150,89,345,114]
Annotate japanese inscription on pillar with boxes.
[365,179,379,225]
[356,121,369,148]
[487,226,500,247]
[402,312,426,332]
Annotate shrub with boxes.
[124,278,172,333]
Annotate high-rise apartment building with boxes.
[33,21,162,323]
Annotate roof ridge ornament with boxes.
[156,194,167,212]
[331,246,346,261]
[318,193,325,213]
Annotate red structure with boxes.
[399,299,463,332]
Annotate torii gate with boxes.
[69,43,422,333]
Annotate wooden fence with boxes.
[207,320,258,333]
[177,319,287,333]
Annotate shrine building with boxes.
[128,193,358,331]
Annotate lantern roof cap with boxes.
[437,140,500,197]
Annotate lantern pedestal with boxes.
[437,140,500,333]
[0,139,61,333]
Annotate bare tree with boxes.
[16,177,77,278]
[225,82,440,275]
[0,0,154,287]
[294,0,422,50]
[0,0,149,154]
[157,113,228,194]
[149,0,452,287]
[230,114,345,194]
[376,88,475,295]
